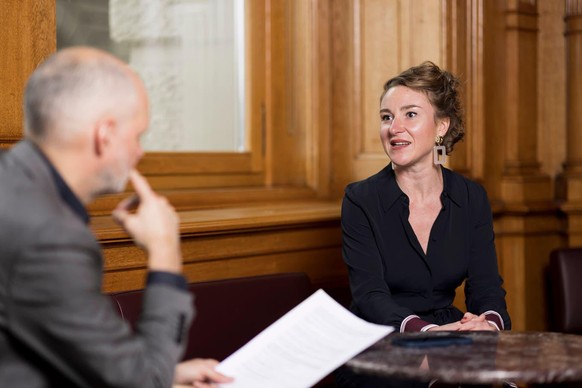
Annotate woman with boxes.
[336,61,510,387]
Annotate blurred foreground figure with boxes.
[0,47,232,388]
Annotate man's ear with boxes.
[94,118,115,156]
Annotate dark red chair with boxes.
[109,272,312,361]
[549,248,582,334]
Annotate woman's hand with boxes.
[458,312,498,331]
[426,312,498,332]
[426,321,462,331]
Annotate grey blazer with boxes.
[0,141,194,387]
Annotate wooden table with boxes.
[346,331,582,385]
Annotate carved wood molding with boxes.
[566,0,582,17]
[97,200,343,293]
[92,200,341,242]
[566,5,582,35]
[505,11,538,32]
[505,0,538,32]
[507,0,537,13]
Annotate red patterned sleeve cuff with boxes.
[400,315,436,332]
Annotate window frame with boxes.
[87,0,270,214]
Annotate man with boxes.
[0,47,232,387]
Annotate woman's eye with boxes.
[381,114,392,121]
[406,111,417,118]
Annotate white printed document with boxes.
[216,289,394,388]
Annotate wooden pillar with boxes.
[563,0,582,245]
[444,0,485,182]
[500,0,552,202]
[489,0,560,331]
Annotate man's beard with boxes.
[95,164,130,197]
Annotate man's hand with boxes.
[174,358,234,387]
[112,169,182,273]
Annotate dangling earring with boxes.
[433,135,446,165]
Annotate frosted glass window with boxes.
[57,0,246,152]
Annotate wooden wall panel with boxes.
[285,0,332,196]
[331,0,443,195]
[330,0,358,197]
[495,214,564,331]
[483,0,509,202]
[563,1,582,245]
[97,201,344,293]
[481,0,565,330]
[361,0,399,156]
[444,0,485,180]
[538,0,567,179]
[360,0,443,167]
[265,0,301,187]
[0,0,55,148]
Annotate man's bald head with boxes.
[24,47,144,144]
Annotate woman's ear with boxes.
[93,118,115,156]
[438,117,450,138]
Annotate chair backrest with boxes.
[549,248,582,333]
[109,272,312,361]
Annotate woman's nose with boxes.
[388,117,402,134]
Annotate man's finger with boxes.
[128,169,154,200]
[116,194,140,212]
[112,208,129,225]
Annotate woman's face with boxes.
[379,85,448,169]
